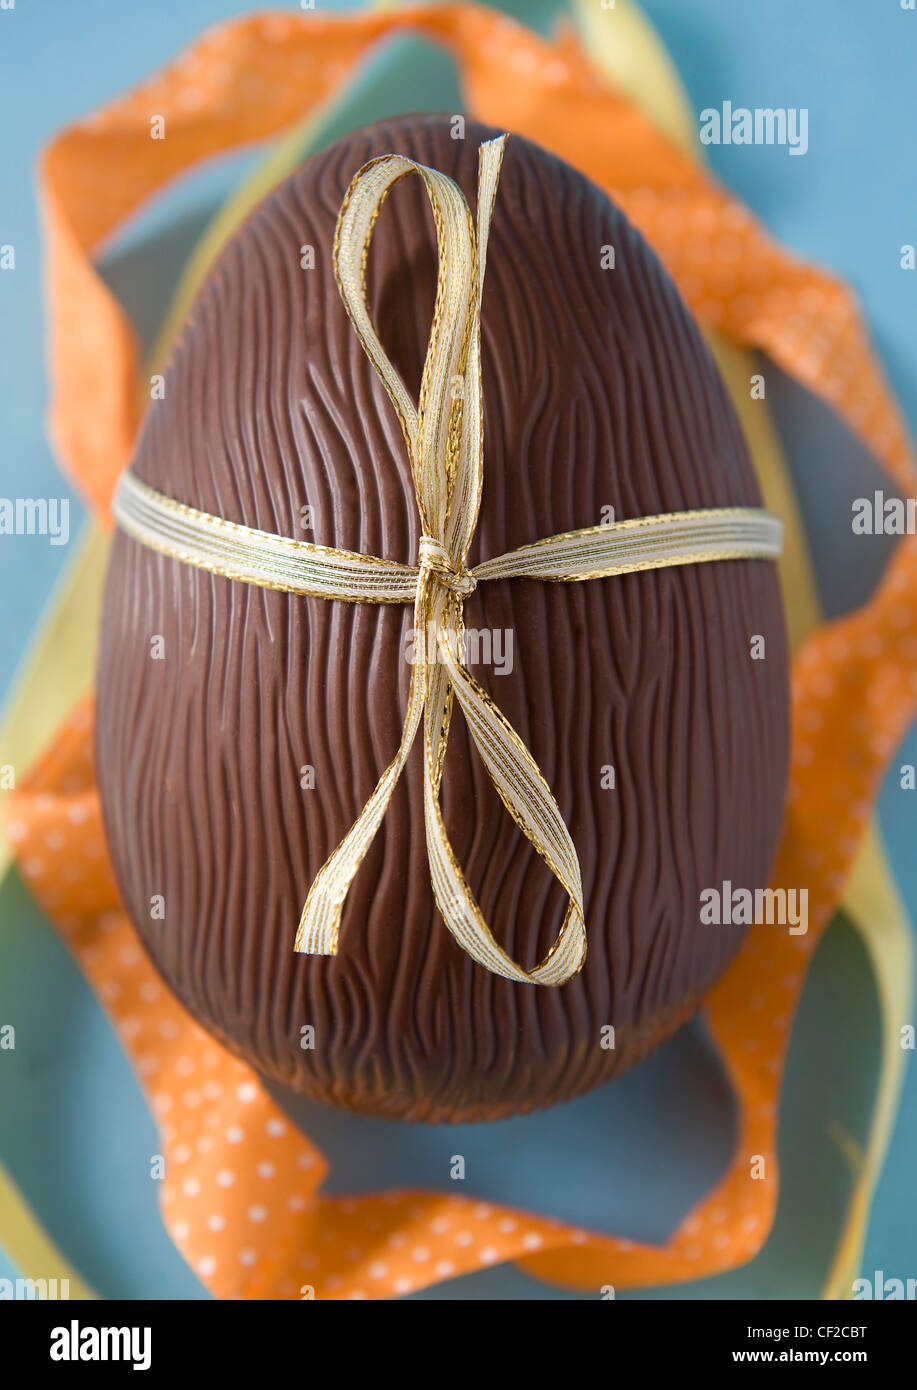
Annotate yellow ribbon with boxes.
[113,135,782,986]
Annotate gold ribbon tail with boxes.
[292,577,430,956]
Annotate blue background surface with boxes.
[1,0,915,1298]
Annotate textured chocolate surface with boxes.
[96,116,789,1122]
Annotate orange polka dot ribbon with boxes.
[5,4,915,1298]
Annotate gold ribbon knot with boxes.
[417,536,477,597]
[112,135,783,988]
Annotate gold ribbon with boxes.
[113,135,783,986]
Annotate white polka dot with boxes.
[197,1255,217,1277]
[257,1162,275,1179]
[435,1260,455,1277]
[172,1220,190,1241]
[236,1081,257,1104]
[266,1118,286,1137]
[207,1213,226,1232]
[182,1178,200,1197]
[542,59,569,85]
[393,1277,412,1294]
[411,1246,430,1263]
[216,1170,235,1188]
[509,46,536,74]
[239,1249,257,1266]
[248,1205,268,1223]
[178,85,203,111]
[225,1126,244,1144]
[479,1247,498,1264]
[521,1233,542,1250]
[368,1262,388,1279]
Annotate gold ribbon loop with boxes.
[112,136,784,988]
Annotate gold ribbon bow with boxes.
[298,135,587,985]
[113,135,783,987]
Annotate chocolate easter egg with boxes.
[95,116,789,1122]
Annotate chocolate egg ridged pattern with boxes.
[96,116,790,1122]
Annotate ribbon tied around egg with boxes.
[113,135,783,986]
